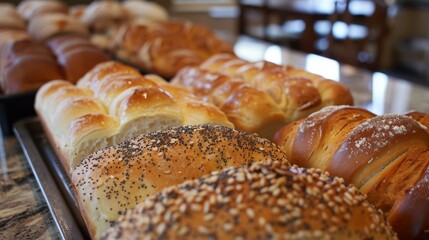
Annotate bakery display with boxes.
[172,54,353,139]
[0,1,425,240]
[72,125,289,239]
[110,21,234,78]
[102,159,397,240]
[273,105,429,239]
[35,61,233,173]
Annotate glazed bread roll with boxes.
[72,125,290,239]
[110,21,234,78]
[28,13,88,41]
[171,54,353,139]
[47,35,110,83]
[17,0,68,20]
[35,61,233,172]
[273,105,429,239]
[0,4,26,30]
[0,39,64,94]
[102,160,397,240]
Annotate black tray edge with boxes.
[13,118,85,240]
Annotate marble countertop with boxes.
[0,136,58,240]
[0,37,428,240]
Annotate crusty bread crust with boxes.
[102,160,397,240]
[72,125,290,240]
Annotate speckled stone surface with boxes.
[0,137,59,240]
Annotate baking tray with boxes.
[0,91,37,136]
[13,117,89,240]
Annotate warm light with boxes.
[263,45,283,64]
[370,72,388,114]
[305,54,340,81]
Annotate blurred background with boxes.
[7,0,429,86]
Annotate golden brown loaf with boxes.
[35,61,233,173]
[72,125,289,239]
[47,34,110,83]
[102,160,397,240]
[273,105,429,240]
[0,39,64,94]
[110,21,234,78]
[171,54,353,140]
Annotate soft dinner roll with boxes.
[102,160,397,240]
[72,125,289,239]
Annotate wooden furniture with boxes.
[324,0,389,71]
[237,0,333,52]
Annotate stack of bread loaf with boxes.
[0,1,109,94]
[172,54,354,140]
[35,61,233,173]
[110,20,234,78]
[274,105,429,239]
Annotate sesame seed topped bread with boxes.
[102,160,397,240]
[72,125,290,239]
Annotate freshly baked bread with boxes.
[28,13,88,41]
[110,21,234,78]
[17,0,68,20]
[47,35,110,83]
[102,160,397,240]
[0,4,26,30]
[273,105,429,239]
[0,39,64,94]
[171,54,353,139]
[122,0,168,22]
[406,110,429,131]
[80,0,127,33]
[35,61,233,172]
[72,125,290,239]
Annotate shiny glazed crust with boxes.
[171,54,354,140]
[273,105,429,239]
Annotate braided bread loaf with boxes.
[35,61,233,173]
[72,125,290,239]
[110,21,234,78]
[171,54,353,140]
[273,105,429,239]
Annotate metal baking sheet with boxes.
[0,91,37,136]
[13,118,89,240]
